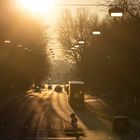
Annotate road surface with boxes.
[0,85,139,140]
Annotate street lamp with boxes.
[24,47,29,50]
[93,30,101,35]
[17,44,23,47]
[78,40,85,52]
[71,47,76,51]
[78,40,85,44]
[74,44,80,48]
[4,40,11,44]
[109,6,124,17]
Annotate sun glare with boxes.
[18,0,57,14]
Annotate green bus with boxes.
[68,81,85,107]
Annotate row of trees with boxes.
[0,1,49,96]
[58,8,100,68]
[58,0,140,109]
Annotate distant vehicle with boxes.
[34,86,41,93]
[54,85,62,93]
[48,85,52,90]
[41,83,45,89]
[112,116,130,133]
[64,85,69,94]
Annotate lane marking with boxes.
[36,137,76,140]
[62,120,66,129]
[85,99,97,102]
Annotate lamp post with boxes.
[78,40,85,44]
[71,47,80,53]
[17,44,23,48]
[78,40,85,55]
[3,40,11,47]
[70,31,101,79]
[109,6,124,17]
[70,42,84,65]
[92,30,101,42]
[93,30,101,35]
[24,47,29,50]
[4,40,11,44]
[74,44,80,48]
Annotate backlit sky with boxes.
[17,0,107,25]
[16,0,107,60]
[45,0,106,24]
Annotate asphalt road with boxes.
[0,85,139,140]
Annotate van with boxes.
[112,116,130,133]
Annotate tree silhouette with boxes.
[0,1,49,97]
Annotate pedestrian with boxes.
[70,113,80,139]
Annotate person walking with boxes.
[70,113,80,140]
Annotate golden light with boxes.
[78,41,85,44]
[18,0,57,14]
[4,40,11,44]
[109,6,124,17]
[75,45,80,48]
[111,13,123,17]
[93,31,101,35]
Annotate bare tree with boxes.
[103,0,140,20]
[58,8,101,68]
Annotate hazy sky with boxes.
[57,0,101,4]
[19,0,107,24]
[44,0,106,24]
[45,0,106,58]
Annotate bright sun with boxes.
[18,0,57,14]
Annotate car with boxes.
[48,84,52,90]
[40,83,45,89]
[64,85,69,94]
[112,116,130,134]
[54,85,62,93]
[34,86,41,93]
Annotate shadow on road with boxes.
[70,102,111,133]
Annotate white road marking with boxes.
[62,120,66,129]
[36,137,76,140]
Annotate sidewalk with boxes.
[84,94,140,134]
[131,119,140,135]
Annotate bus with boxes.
[68,81,85,108]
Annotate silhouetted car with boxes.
[48,85,52,90]
[34,86,41,93]
[112,116,130,133]
[54,85,62,93]
[64,85,69,94]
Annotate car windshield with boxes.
[0,0,140,140]
[115,118,129,125]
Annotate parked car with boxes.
[39,83,44,89]
[54,85,62,93]
[112,116,130,134]
[48,84,52,90]
[34,86,41,93]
